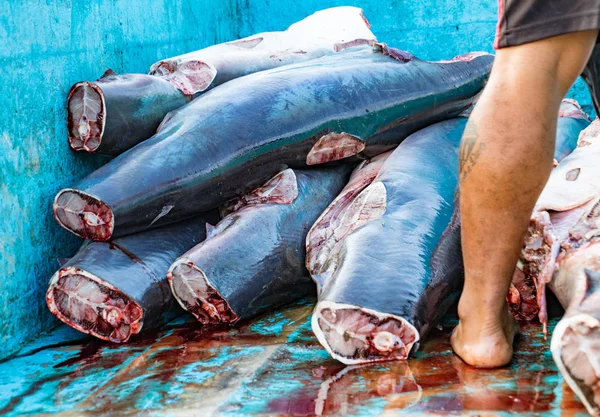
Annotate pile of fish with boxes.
[509,113,600,416]
[66,7,376,156]
[47,215,214,342]
[308,117,467,364]
[45,5,598,416]
[54,41,492,241]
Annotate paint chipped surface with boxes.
[0,0,245,364]
[0,302,591,416]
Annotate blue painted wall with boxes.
[0,0,594,361]
[0,0,240,361]
[238,0,595,115]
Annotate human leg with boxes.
[452,30,598,368]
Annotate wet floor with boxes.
[0,301,591,417]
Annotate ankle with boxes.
[457,295,508,324]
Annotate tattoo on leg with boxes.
[459,121,486,181]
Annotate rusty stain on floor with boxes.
[0,301,591,416]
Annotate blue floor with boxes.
[0,302,590,416]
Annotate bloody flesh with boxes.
[551,244,600,417]
[168,167,350,324]
[509,100,592,321]
[54,45,493,241]
[510,120,600,415]
[46,217,210,342]
[308,118,467,365]
[67,71,189,156]
[307,150,393,290]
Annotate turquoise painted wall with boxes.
[0,0,240,361]
[1,0,595,361]
[238,0,595,116]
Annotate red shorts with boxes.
[494,0,600,49]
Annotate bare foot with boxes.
[451,305,520,368]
